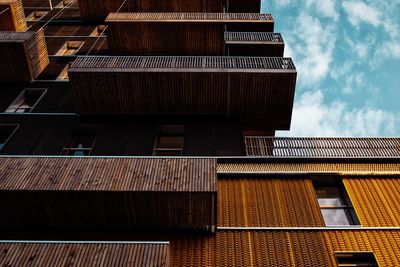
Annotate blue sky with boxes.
[261,0,400,136]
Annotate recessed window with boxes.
[0,124,19,150]
[56,66,69,81]
[153,125,184,156]
[56,41,84,56]
[26,11,48,22]
[312,176,360,226]
[5,88,46,113]
[90,25,106,37]
[61,134,96,156]
[335,252,378,267]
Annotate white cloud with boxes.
[287,14,336,86]
[305,0,338,20]
[277,90,398,136]
[342,1,381,28]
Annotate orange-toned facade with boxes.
[0,0,400,266]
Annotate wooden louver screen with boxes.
[218,178,324,227]
[0,29,49,81]
[343,178,400,226]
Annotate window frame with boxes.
[0,124,20,151]
[335,251,378,267]
[55,41,84,56]
[5,88,47,113]
[153,124,185,156]
[61,126,98,156]
[312,176,360,226]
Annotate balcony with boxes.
[0,157,217,232]
[0,0,27,32]
[106,13,274,55]
[244,137,400,157]
[69,56,296,129]
[0,241,170,266]
[0,30,49,81]
[225,32,284,56]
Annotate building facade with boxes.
[0,0,400,266]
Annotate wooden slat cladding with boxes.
[0,157,216,191]
[217,163,400,175]
[78,0,126,22]
[0,157,217,231]
[324,231,400,267]
[69,56,296,128]
[106,13,273,55]
[0,0,27,31]
[0,241,170,266]
[225,32,284,56]
[0,30,49,81]
[227,0,260,13]
[126,0,223,13]
[245,137,400,157]
[343,178,400,226]
[218,178,324,227]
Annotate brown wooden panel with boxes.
[0,157,216,231]
[227,0,260,13]
[106,13,274,55]
[78,0,126,22]
[0,29,49,81]
[0,241,170,266]
[218,178,324,227]
[69,56,296,129]
[0,0,27,32]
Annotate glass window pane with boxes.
[321,209,352,226]
[158,136,184,149]
[71,135,95,148]
[315,186,345,206]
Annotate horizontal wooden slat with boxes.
[0,241,170,266]
[245,137,400,157]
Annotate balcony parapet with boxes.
[69,56,296,129]
[225,32,284,56]
[106,13,274,55]
[0,157,217,232]
[0,29,49,81]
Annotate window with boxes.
[312,176,359,226]
[56,66,69,81]
[90,25,106,37]
[335,252,378,266]
[56,41,84,56]
[153,125,184,156]
[61,134,96,156]
[26,11,48,22]
[0,125,19,150]
[5,88,46,113]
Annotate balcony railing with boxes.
[245,137,400,157]
[225,32,284,56]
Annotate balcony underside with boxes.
[69,56,296,129]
